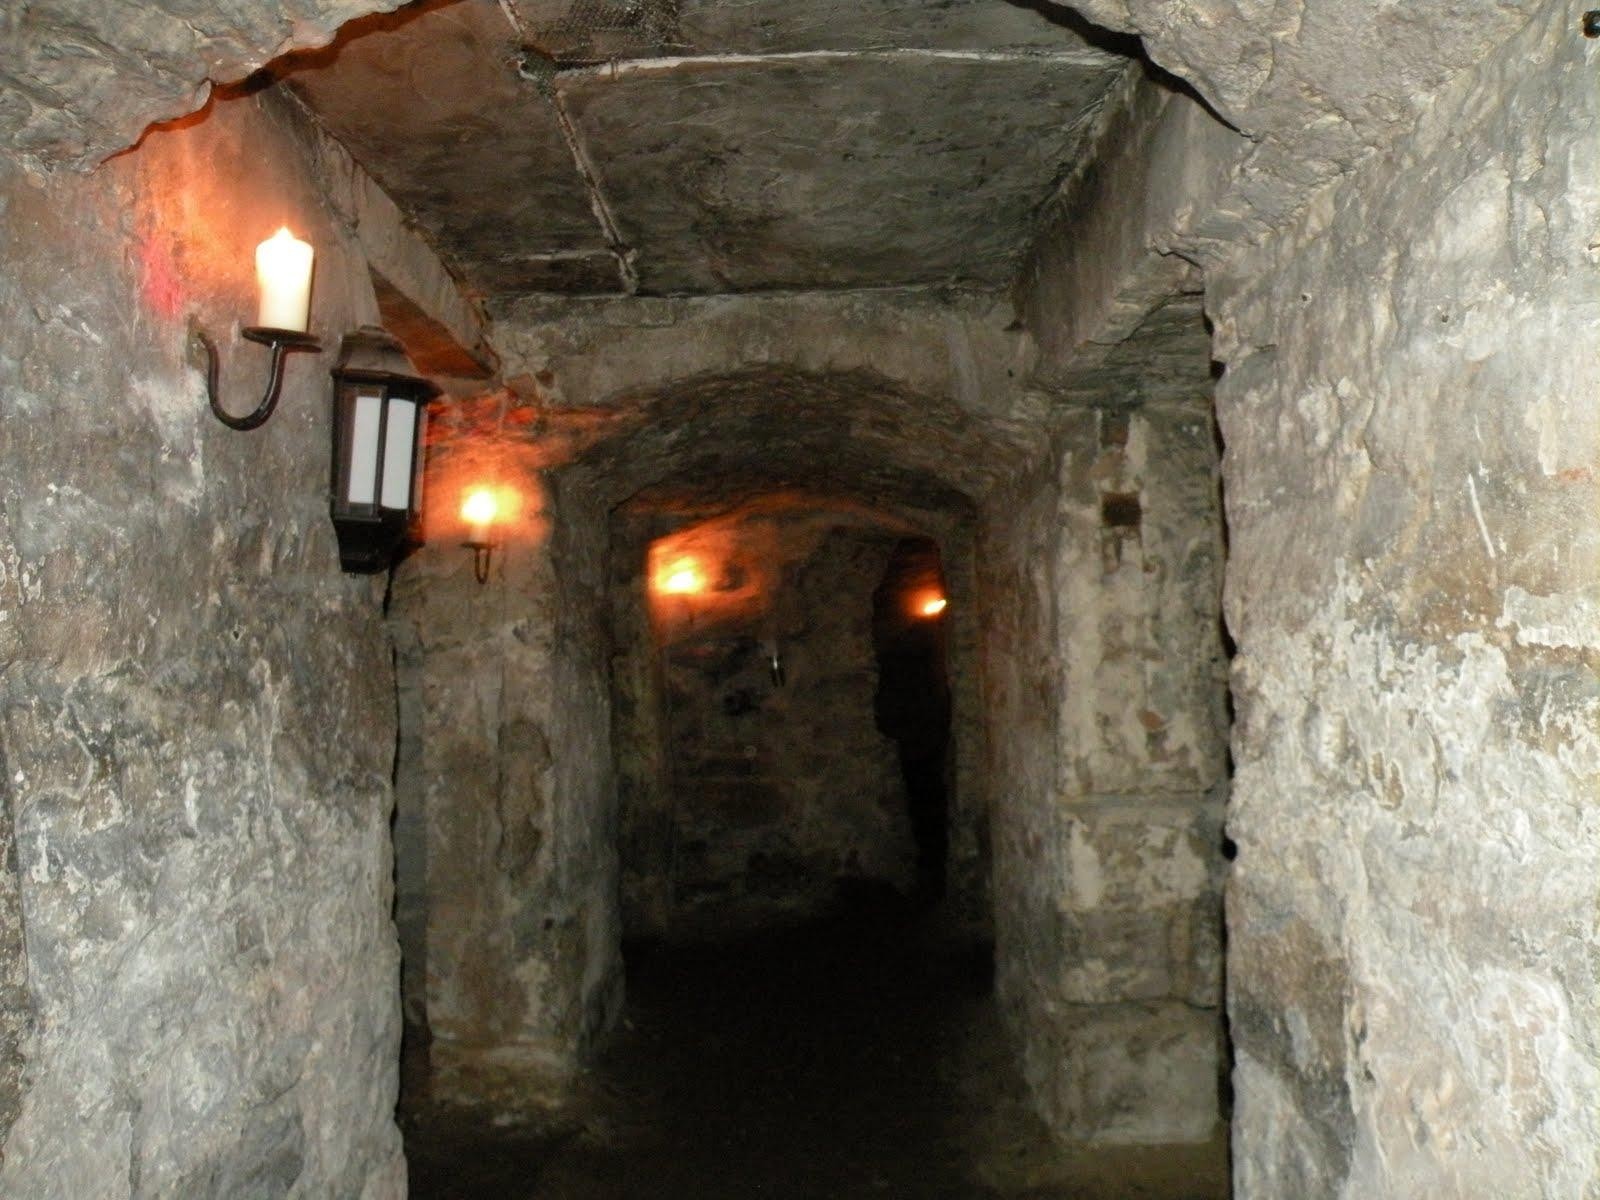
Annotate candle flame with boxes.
[658,561,706,595]
[461,487,499,526]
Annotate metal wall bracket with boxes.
[193,324,321,431]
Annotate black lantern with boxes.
[329,327,437,573]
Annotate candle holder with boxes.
[194,324,322,431]
[464,536,494,584]
[459,487,502,585]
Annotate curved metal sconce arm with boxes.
[467,542,493,584]
[193,325,321,431]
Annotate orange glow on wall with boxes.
[643,514,775,638]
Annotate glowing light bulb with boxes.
[919,595,948,617]
[461,487,498,544]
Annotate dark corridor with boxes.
[871,537,954,901]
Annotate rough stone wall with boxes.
[1047,0,1547,240]
[389,411,623,1108]
[608,515,674,935]
[3,0,403,169]
[492,289,1037,429]
[1018,70,1214,384]
[613,510,916,934]
[391,614,430,1050]
[0,734,22,1161]
[0,92,411,1196]
[1210,5,1600,1194]
[939,532,987,928]
[984,386,1228,1143]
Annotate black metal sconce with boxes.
[195,325,321,431]
[189,227,438,574]
[329,327,437,574]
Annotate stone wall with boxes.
[491,288,1037,426]
[1211,4,1600,1194]
[611,503,937,934]
[3,0,403,169]
[0,90,425,1196]
[983,337,1228,1142]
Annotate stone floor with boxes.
[402,887,1229,1199]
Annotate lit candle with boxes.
[255,227,314,331]
[461,487,499,545]
[659,560,705,595]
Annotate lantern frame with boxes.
[329,327,437,574]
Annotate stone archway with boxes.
[386,360,1018,1106]
[389,291,1235,1160]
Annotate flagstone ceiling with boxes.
[272,0,1129,298]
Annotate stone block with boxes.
[1048,802,1225,1007]
[1024,1001,1221,1145]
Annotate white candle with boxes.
[255,227,314,331]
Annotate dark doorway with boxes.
[871,537,953,902]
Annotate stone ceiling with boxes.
[8,0,1548,259]
[271,0,1127,299]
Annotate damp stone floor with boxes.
[402,889,1228,1199]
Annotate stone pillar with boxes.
[392,465,622,1108]
[987,392,1229,1145]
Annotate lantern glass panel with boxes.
[412,407,428,513]
[348,387,383,506]
[381,397,416,510]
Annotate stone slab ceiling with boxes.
[280,0,1123,298]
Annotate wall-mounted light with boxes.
[917,594,948,618]
[329,327,436,573]
[194,227,321,430]
[460,487,501,584]
[656,559,706,595]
